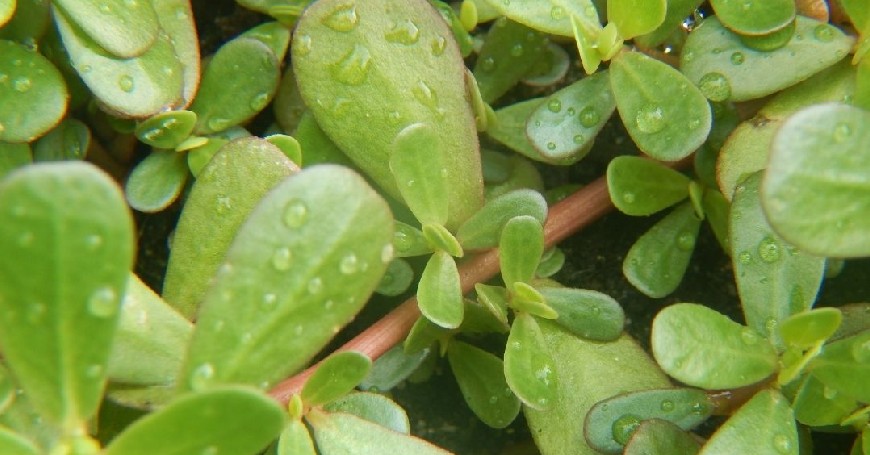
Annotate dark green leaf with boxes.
[360,345,430,392]
[307,410,451,455]
[810,330,870,403]
[0,142,31,179]
[456,189,547,251]
[277,420,317,455]
[418,251,464,329]
[500,215,544,288]
[702,189,730,252]
[323,392,410,434]
[134,110,197,150]
[607,156,691,216]
[124,150,188,213]
[636,0,705,48]
[448,341,520,428]
[699,389,797,455]
[780,308,842,349]
[652,303,777,389]
[274,69,307,134]
[504,313,557,410]
[538,286,624,341]
[473,18,546,103]
[710,0,794,35]
[32,118,89,161]
[624,419,701,455]
[0,162,134,429]
[302,352,372,407]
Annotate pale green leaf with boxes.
[417,251,464,329]
[124,150,189,213]
[307,410,451,455]
[481,0,601,37]
[780,308,842,350]
[456,189,547,251]
[277,419,317,455]
[323,392,410,434]
[504,313,556,410]
[499,215,544,288]
[390,123,449,225]
[810,330,870,403]
[53,0,158,57]
[302,352,371,407]
[710,0,794,35]
[473,18,546,103]
[699,389,797,455]
[607,0,666,39]
[623,419,701,455]
[537,286,624,341]
[134,110,197,150]
[607,156,691,216]
[151,0,200,108]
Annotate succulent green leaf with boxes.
[809,330,870,403]
[105,387,285,455]
[607,0,665,39]
[524,323,671,455]
[277,419,317,455]
[151,0,200,108]
[738,20,795,52]
[448,341,521,429]
[523,42,570,87]
[456,189,547,251]
[585,387,712,453]
[393,221,433,257]
[680,17,853,102]
[190,37,280,135]
[623,419,701,455]
[292,0,484,231]
[179,166,393,391]
[0,142,31,179]
[53,0,158,57]
[274,69,307,133]
[702,189,731,251]
[390,123,449,225]
[792,374,858,427]
[162,138,297,318]
[461,297,511,333]
[780,308,842,350]
[832,304,870,342]
[623,202,702,298]
[242,21,291,61]
[185,126,251,176]
[489,98,577,164]
[0,162,134,430]
[32,118,89,161]
[404,316,448,355]
[360,345,430,392]
[710,0,794,36]
[0,40,68,143]
[762,103,870,257]
[108,274,192,386]
[124,150,189,213]
[135,110,197,150]
[652,303,777,389]
[500,216,544,289]
[635,0,704,48]
[731,172,824,349]
[418,251,464,329]
[266,134,302,165]
[422,223,463,257]
[482,0,601,37]
[473,18,547,103]
[511,282,557,320]
[611,51,711,161]
[302,352,372,407]
[526,71,614,162]
[308,410,451,455]
[375,258,415,296]
[537,286,624,341]
[536,247,566,278]
[0,426,38,455]
[504,313,557,410]
[607,156,691,216]
[323,392,410,434]
[474,283,509,326]
[698,389,797,455]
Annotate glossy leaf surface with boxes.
[607,156,690,216]
[473,18,546,103]
[418,251,464,329]
[504,313,556,410]
[537,287,624,341]
[488,98,573,164]
[134,110,197,150]
[53,0,158,57]
[456,189,547,250]
[699,389,797,455]
[390,123,449,225]
[302,352,371,407]
[710,0,794,35]
[482,0,601,37]
[124,150,188,213]
[323,392,410,434]
[0,162,134,429]
[624,419,701,455]
[780,308,842,350]
[308,410,451,455]
[810,330,870,403]
[448,341,520,429]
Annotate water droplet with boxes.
[17,231,34,247]
[677,232,695,250]
[546,141,557,150]
[765,317,778,334]
[332,44,371,86]
[682,51,695,62]
[635,105,666,133]
[730,51,745,65]
[572,134,585,144]
[591,305,601,315]
[698,72,731,102]
[387,111,402,124]
[272,247,293,271]
[578,106,599,127]
[772,434,791,453]
[99,3,111,13]
[261,293,277,310]
[612,414,642,445]
[660,400,674,412]
[393,231,412,252]
[412,80,440,115]
[175,7,189,19]
[833,123,852,143]
[201,446,218,455]
[283,200,308,228]
[738,251,752,264]
[757,237,781,263]
[547,98,562,113]
[215,195,232,214]
[511,341,522,350]
[88,287,117,318]
[510,44,524,57]
[622,192,636,204]
[741,328,760,345]
[295,34,312,56]
[822,385,838,400]
[688,118,701,129]
[27,303,45,324]
[12,78,31,93]
[381,244,394,263]
[190,363,215,391]
[385,19,420,45]
[550,5,565,20]
[534,365,553,385]
[690,401,708,414]
[308,277,323,294]
[332,97,352,117]
[537,397,549,406]
[207,117,231,132]
[489,396,499,404]
[813,24,834,42]
[431,36,447,56]
[322,4,358,32]
[250,92,270,112]
[324,300,335,310]
[117,75,134,93]
[340,253,359,274]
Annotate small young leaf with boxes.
[809,330,870,403]
[504,313,557,410]
[390,123,450,225]
[151,0,200,108]
[307,410,451,455]
[422,223,463,257]
[0,427,39,455]
[360,345,430,392]
[536,247,566,278]
[418,251,464,329]
[699,389,797,455]
[607,156,691,216]
[500,215,544,288]
[652,303,777,389]
[0,162,134,430]
[731,172,824,348]
[610,51,711,161]
[274,69,307,134]
[0,39,68,143]
[762,103,870,257]
[623,202,702,298]
[124,150,189,213]
[488,98,574,164]
[473,17,547,103]
[265,134,302,164]
[537,286,624,341]
[461,297,511,333]
[53,0,158,57]
[475,283,509,326]
[277,419,317,455]
[624,419,701,455]
[375,258,415,297]
[456,189,547,250]
[702,189,731,252]
[526,71,615,162]
[162,138,297,318]
[482,0,601,37]
[104,387,285,455]
[302,352,372,407]
[179,166,393,391]
[792,374,858,427]
[242,21,291,61]
[710,0,794,36]
[448,341,521,429]
[134,110,197,150]
[33,118,90,161]
[635,0,705,48]
[404,316,448,355]
[323,392,411,434]
[780,308,842,349]
[607,0,666,39]
[392,221,433,258]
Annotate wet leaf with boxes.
[390,123,449,225]
[792,375,858,427]
[537,286,624,341]
[360,345,430,392]
[418,251,464,329]
[608,0,665,39]
[762,103,870,257]
[323,392,410,434]
[473,18,546,103]
[500,215,544,288]
[163,138,297,318]
[475,283,509,326]
[0,39,68,143]
[302,352,371,407]
[448,341,520,428]
[393,221,433,258]
[242,21,291,61]
[0,162,134,429]
[710,0,794,35]
[482,0,601,37]
[456,188,547,250]
[698,389,797,455]
[652,303,777,389]
[422,223,462,257]
[488,98,571,164]
[124,150,189,213]
[308,410,451,455]
[624,419,701,455]
[623,202,702,298]
[277,419,316,455]
[179,166,393,391]
[636,0,704,48]
[104,387,285,455]
[504,313,557,410]
[611,51,711,161]
[151,0,200,108]
[134,110,197,150]
[33,118,89,161]
[780,308,842,350]
[274,69,307,133]
[809,330,870,403]
[607,156,690,216]
[53,0,158,57]
[375,258,414,296]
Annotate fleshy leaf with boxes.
[482,0,601,37]
[500,215,544,289]
[134,110,197,150]
[488,98,576,164]
[393,221,433,257]
[33,118,90,161]
[607,0,665,39]
[698,389,797,455]
[375,258,414,296]
[526,71,614,162]
[151,0,200,108]
[390,123,449,225]
[53,0,158,57]
[104,387,285,455]
[635,0,705,48]
[610,51,711,161]
[680,17,853,102]
[162,138,297,318]
[0,142,31,179]
[607,156,691,216]
[624,419,701,455]
[475,283,509,326]
[179,166,393,391]
[0,427,38,455]
[809,330,870,403]
[762,103,870,257]
[537,286,624,341]
[417,251,464,329]
[323,392,410,434]
[731,172,824,349]
[302,352,372,407]
[710,0,794,35]
[0,162,134,430]
[307,410,451,455]
[360,345,430,392]
[623,202,702,298]
[448,341,520,429]
[0,39,68,143]
[504,313,557,410]
[780,308,842,350]
[473,17,547,103]
[242,21,291,61]
[456,189,547,250]
[585,388,712,453]
[277,420,317,455]
[652,303,777,389]
[422,223,462,257]
[124,150,189,213]
[792,374,858,427]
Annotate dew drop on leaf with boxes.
[189,363,215,391]
[480,57,496,72]
[215,195,232,214]
[431,36,447,56]
[385,19,420,45]
[322,4,359,32]
[295,34,312,56]
[249,92,270,112]
[738,251,752,264]
[88,286,118,318]
[283,199,308,228]
[813,24,834,42]
[698,72,731,102]
[547,98,562,113]
[757,237,781,263]
[740,328,760,345]
[546,141,556,150]
[730,51,745,65]
[833,123,852,143]
[578,106,599,127]
[12,77,32,93]
[271,247,293,271]
[660,400,674,412]
[635,105,666,134]
[261,293,277,310]
[572,134,585,144]
[510,44,524,57]
[380,244,394,263]
[550,5,565,20]
[772,434,792,454]
[611,414,642,445]
[207,117,231,132]
[332,44,371,86]
[622,192,636,204]
[340,253,359,274]
[308,277,323,294]
[677,232,696,250]
[117,75,135,93]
